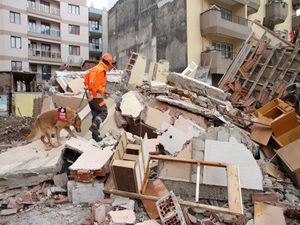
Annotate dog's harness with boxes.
[56,107,68,121]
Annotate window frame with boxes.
[69,45,80,55]
[9,11,21,24]
[212,41,233,59]
[68,24,80,35]
[68,4,80,15]
[11,61,22,71]
[10,36,22,49]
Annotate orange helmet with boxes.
[101,53,113,66]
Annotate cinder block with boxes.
[53,173,68,188]
[67,181,104,205]
[92,204,106,223]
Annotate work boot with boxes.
[89,125,100,136]
[92,133,102,142]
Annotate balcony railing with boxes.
[27,1,60,16]
[28,27,60,37]
[89,26,102,33]
[219,9,248,26]
[28,48,61,60]
[89,7,102,15]
[201,50,235,74]
[89,43,102,51]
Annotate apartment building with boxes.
[108,0,296,85]
[88,7,108,61]
[0,0,89,80]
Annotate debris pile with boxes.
[1,23,300,225]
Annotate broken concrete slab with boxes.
[158,122,190,155]
[92,204,106,224]
[174,116,205,140]
[67,181,104,205]
[65,137,99,154]
[144,106,171,130]
[67,78,85,93]
[53,173,68,188]
[0,140,64,189]
[203,139,263,190]
[150,81,169,94]
[112,196,135,210]
[156,95,213,117]
[136,220,160,225]
[254,202,286,225]
[108,209,136,224]
[0,208,18,216]
[167,72,226,101]
[149,59,169,83]
[128,53,146,86]
[120,91,145,119]
[69,145,113,171]
[181,61,198,77]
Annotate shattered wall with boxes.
[108,0,187,72]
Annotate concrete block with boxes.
[53,173,68,188]
[108,209,136,224]
[229,127,242,143]
[0,208,18,215]
[205,127,217,140]
[67,181,104,205]
[92,204,106,224]
[192,138,205,152]
[120,91,145,119]
[217,126,230,142]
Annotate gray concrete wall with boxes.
[108,0,187,72]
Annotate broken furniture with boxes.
[253,99,300,147]
[219,21,300,111]
[107,154,243,216]
[110,132,147,193]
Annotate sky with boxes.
[87,0,117,10]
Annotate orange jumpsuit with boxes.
[83,61,109,139]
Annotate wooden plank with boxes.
[227,164,243,215]
[195,164,200,202]
[257,48,287,101]
[142,179,169,219]
[250,117,273,146]
[246,47,276,98]
[150,155,228,168]
[254,202,286,225]
[107,189,242,215]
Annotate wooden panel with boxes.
[158,143,192,182]
[271,111,298,137]
[254,202,286,225]
[251,117,273,146]
[111,160,138,193]
[227,165,243,214]
[142,179,169,219]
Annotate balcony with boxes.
[89,44,102,52]
[89,26,102,33]
[28,27,61,41]
[292,0,300,10]
[292,15,300,30]
[201,50,233,74]
[248,0,260,15]
[217,0,245,5]
[27,2,60,20]
[264,1,288,26]
[28,48,62,63]
[200,8,251,40]
[89,7,102,15]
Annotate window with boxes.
[40,0,50,13]
[28,41,37,55]
[11,61,22,71]
[89,20,99,31]
[212,42,233,59]
[90,38,100,49]
[29,64,37,72]
[220,8,232,21]
[28,19,36,32]
[41,22,50,35]
[10,11,21,24]
[42,65,51,80]
[41,44,51,57]
[68,4,79,15]
[69,24,80,35]
[10,36,21,49]
[27,0,36,8]
[69,45,80,55]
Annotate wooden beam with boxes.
[107,189,243,215]
[227,165,243,214]
[150,155,228,168]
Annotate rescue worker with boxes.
[84,53,113,142]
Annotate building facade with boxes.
[0,0,89,80]
[88,7,108,61]
[108,0,296,85]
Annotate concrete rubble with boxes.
[1,30,300,225]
